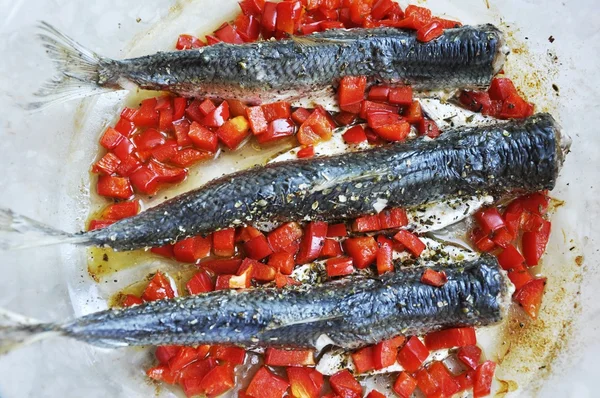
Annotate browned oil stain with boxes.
[575,255,583,266]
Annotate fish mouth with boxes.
[492,28,510,76]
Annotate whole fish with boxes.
[0,113,568,251]
[0,256,505,353]
[31,22,507,108]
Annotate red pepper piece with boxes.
[151,244,174,258]
[239,0,265,17]
[170,148,212,167]
[297,108,333,145]
[122,294,143,307]
[267,222,303,253]
[146,365,177,384]
[287,367,324,398]
[388,86,413,105]
[425,327,477,350]
[129,165,160,194]
[417,118,441,138]
[133,98,159,127]
[262,2,279,32]
[216,115,250,149]
[92,152,121,175]
[378,208,408,229]
[214,22,245,44]
[198,364,235,397]
[421,268,448,287]
[344,237,378,269]
[100,127,124,149]
[428,361,460,397]
[188,121,218,152]
[148,159,187,184]
[291,108,312,124]
[473,361,496,398]
[176,34,204,50]
[376,235,394,275]
[457,345,482,370]
[491,227,513,248]
[393,372,417,398]
[342,125,367,144]
[327,223,348,237]
[173,236,212,263]
[186,270,214,294]
[102,201,139,221]
[276,0,303,34]
[200,258,242,275]
[297,145,315,159]
[235,14,261,42]
[173,119,192,147]
[513,278,546,319]
[173,97,187,120]
[256,118,295,144]
[87,220,113,231]
[268,252,295,275]
[414,368,440,396]
[351,345,376,374]
[97,175,133,199]
[212,228,236,257]
[475,208,506,234]
[114,117,136,136]
[204,101,230,128]
[326,256,354,277]
[246,367,290,398]
[330,369,363,398]
[142,272,175,301]
[321,238,343,258]
[246,106,269,135]
[352,214,382,232]
[522,220,551,266]
[262,101,292,122]
[252,262,277,282]
[507,264,534,290]
[338,76,367,111]
[496,244,525,270]
[397,336,429,372]
[416,20,444,42]
[296,221,328,264]
[265,348,315,367]
[470,227,496,252]
[210,345,246,365]
[244,234,274,260]
[151,140,178,163]
[393,230,426,257]
[374,335,405,369]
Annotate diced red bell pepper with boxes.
[97,175,133,199]
[205,34,222,45]
[287,367,324,398]
[146,365,177,384]
[428,361,460,397]
[343,125,368,144]
[416,20,444,42]
[159,107,174,132]
[514,278,546,319]
[329,369,363,398]
[425,327,476,350]
[374,335,405,369]
[247,367,290,398]
[338,76,367,111]
[129,165,160,194]
[225,100,246,120]
[344,236,378,269]
[120,107,137,121]
[507,264,534,290]
[388,86,413,106]
[268,252,295,275]
[360,100,399,118]
[404,4,432,24]
[475,207,506,234]
[210,345,246,365]
[367,85,390,102]
[237,226,263,242]
[122,294,143,307]
[151,140,178,162]
[244,234,274,260]
[393,230,426,257]
[371,0,395,19]
[262,2,279,32]
[473,361,496,398]
[198,363,235,398]
[349,0,373,25]
[321,238,343,258]
[215,266,253,290]
[459,90,497,115]
[114,117,136,136]
[262,101,292,122]
[188,121,218,152]
[496,244,525,270]
[276,0,303,34]
[102,201,139,221]
[522,219,551,266]
[275,272,300,288]
[133,98,159,127]
[246,106,269,135]
[252,262,277,282]
[421,268,447,287]
[88,219,113,231]
[488,78,518,101]
[239,0,265,17]
[376,235,394,275]
[291,108,312,125]
[455,370,475,393]
[393,372,417,398]
[142,272,175,301]
[457,345,482,370]
[171,148,212,168]
[216,116,250,149]
[470,227,496,253]
[176,34,204,50]
[173,119,193,147]
[201,258,242,274]
[297,108,333,145]
[371,119,411,142]
[366,391,385,398]
[313,7,339,22]
[173,97,187,121]
[265,348,315,367]
[173,236,212,263]
[193,99,215,117]
[515,192,550,215]
[499,93,533,119]
[214,22,245,44]
[296,221,328,264]
[326,256,354,277]
[180,358,219,397]
[352,214,381,232]
[403,101,423,124]
[100,127,124,149]
[151,244,174,258]
[297,145,315,158]
[155,345,181,365]
[520,212,545,233]
[257,118,295,144]
[417,118,441,138]
[414,368,440,396]
[186,270,214,294]
[327,223,348,237]
[212,228,236,257]
[268,222,303,253]
[168,346,199,373]
[491,227,513,248]
[397,336,429,372]
[92,152,121,175]
[378,208,408,229]
[235,14,261,42]
[204,101,230,128]
[300,21,322,35]
[113,138,135,161]
[351,345,376,374]
[147,159,187,184]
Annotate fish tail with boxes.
[26,21,123,110]
[0,208,89,250]
[0,307,60,355]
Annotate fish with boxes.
[0,255,506,353]
[0,113,569,252]
[30,22,507,108]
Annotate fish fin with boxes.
[309,167,390,194]
[0,208,89,251]
[26,21,118,111]
[289,35,347,47]
[265,314,343,331]
[0,307,59,355]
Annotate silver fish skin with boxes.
[31,23,507,107]
[0,113,568,252]
[1,256,505,352]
